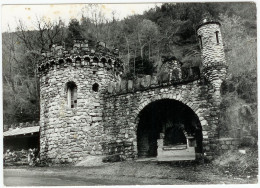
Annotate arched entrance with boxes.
[137,99,202,160]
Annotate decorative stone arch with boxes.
[58,59,65,66]
[75,56,81,63]
[133,94,207,158]
[50,60,55,67]
[66,57,72,63]
[93,57,99,63]
[84,56,90,62]
[133,95,208,128]
[101,57,107,64]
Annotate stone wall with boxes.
[215,138,240,155]
[197,23,226,68]
[103,80,220,161]
[107,66,200,95]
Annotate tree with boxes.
[2,31,40,124]
[80,4,106,42]
[137,19,160,60]
[220,13,256,76]
[3,17,66,125]
[65,19,83,47]
[218,12,257,143]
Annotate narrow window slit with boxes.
[198,35,203,48]
[66,82,77,108]
[92,83,99,92]
[215,31,219,44]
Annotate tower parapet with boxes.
[37,39,123,77]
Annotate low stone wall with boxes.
[107,69,200,95]
[3,148,38,166]
[216,138,240,155]
[101,140,134,161]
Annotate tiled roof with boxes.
[3,126,39,137]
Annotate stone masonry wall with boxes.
[197,23,226,68]
[197,23,227,105]
[213,138,240,155]
[39,63,117,163]
[103,80,220,161]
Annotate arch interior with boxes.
[137,99,203,159]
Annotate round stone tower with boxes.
[197,13,227,104]
[37,39,123,163]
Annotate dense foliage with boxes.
[2,3,257,143]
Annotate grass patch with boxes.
[213,147,258,179]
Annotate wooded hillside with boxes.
[2,2,257,144]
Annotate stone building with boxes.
[37,15,230,164]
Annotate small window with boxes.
[92,83,99,92]
[101,58,107,64]
[198,35,203,48]
[215,31,219,44]
[93,57,99,63]
[66,58,72,63]
[75,57,81,63]
[45,77,49,84]
[66,82,77,108]
[59,59,64,64]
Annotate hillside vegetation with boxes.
[2,3,257,145]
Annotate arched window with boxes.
[66,82,77,108]
[215,31,219,44]
[92,83,99,92]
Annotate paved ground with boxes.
[4,168,175,186]
[4,169,140,186]
[3,161,258,186]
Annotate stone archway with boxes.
[134,94,208,127]
[135,98,203,160]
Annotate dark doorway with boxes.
[137,99,202,158]
[4,134,39,152]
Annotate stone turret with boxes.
[196,13,227,104]
[37,39,123,163]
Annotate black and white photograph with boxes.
[1,0,258,186]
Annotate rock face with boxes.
[38,17,228,164]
